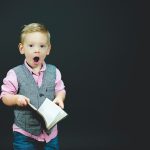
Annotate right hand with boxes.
[16,95,30,107]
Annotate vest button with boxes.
[39,94,44,97]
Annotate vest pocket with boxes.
[45,86,55,99]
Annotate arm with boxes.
[53,68,66,109]
[1,69,30,107]
[2,94,30,107]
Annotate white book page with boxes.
[38,98,62,129]
[38,98,59,126]
[28,98,68,130]
[49,111,68,128]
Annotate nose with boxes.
[34,48,40,53]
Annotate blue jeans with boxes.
[13,131,59,150]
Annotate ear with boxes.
[18,43,25,54]
[46,43,51,55]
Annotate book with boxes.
[28,98,68,130]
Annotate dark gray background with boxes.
[0,0,149,149]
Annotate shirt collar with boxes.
[24,59,46,74]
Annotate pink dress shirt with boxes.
[0,61,65,143]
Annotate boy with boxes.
[0,23,66,150]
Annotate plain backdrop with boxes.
[0,0,149,150]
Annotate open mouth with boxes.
[33,57,40,62]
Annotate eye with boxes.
[40,45,45,48]
[29,44,33,47]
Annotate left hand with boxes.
[53,97,64,109]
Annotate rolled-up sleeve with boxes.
[0,69,18,99]
[55,68,66,94]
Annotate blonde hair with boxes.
[20,23,51,44]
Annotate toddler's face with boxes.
[19,32,51,68]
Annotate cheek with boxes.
[24,52,32,59]
[46,50,50,56]
[41,50,49,56]
[41,54,47,60]
[46,51,50,55]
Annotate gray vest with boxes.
[13,64,56,135]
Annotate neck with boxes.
[26,62,42,74]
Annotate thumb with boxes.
[58,101,64,109]
[25,97,30,104]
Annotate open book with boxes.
[28,98,68,130]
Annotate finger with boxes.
[53,99,57,103]
[59,102,64,109]
[25,98,30,104]
[22,100,28,106]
